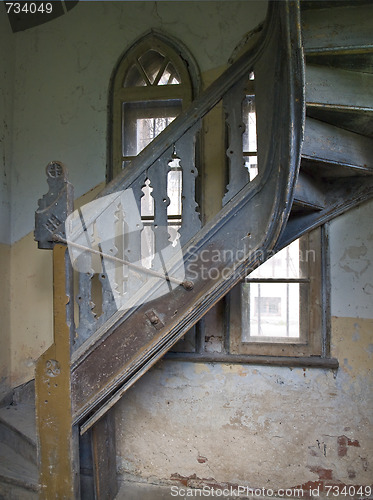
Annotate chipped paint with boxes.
[115,314,373,492]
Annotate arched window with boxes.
[108,31,200,180]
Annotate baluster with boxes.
[148,150,172,256]
[222,75,249,205]
[96,203,120,321]
[76,252,97,347]
[177,122,202,246]
[125,175,147,296]
[97,184,144,315]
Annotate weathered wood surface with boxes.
[302,3,373,53]
[91,412,118,500]
[302,117,373,175]
[70,0,305,431]
[306,64,373,110]
[35,245,80,499]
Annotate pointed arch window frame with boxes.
[107,31,201,181]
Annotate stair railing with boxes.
[34,1,305,498]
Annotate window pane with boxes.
[123,64,146,87]
[248,239,301,279]
[244,157,258,181]
[241,282,300,341]
[167,167,182,218]
[139,49,165,84]
[141,178,154,217]
[158,62,181,85]
[122,100,182,156]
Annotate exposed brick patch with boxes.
[338,436,360,457]
[170,473,372,500]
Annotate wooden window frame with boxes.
[228,227,327,358]
[107,31,200,181]
[167,225,335,368]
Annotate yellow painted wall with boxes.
[0,244,11,396]
[9,234,53,387]
[8,182,104,389]
[1,0,372,494]
[114,317,373,494]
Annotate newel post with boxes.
[34,162,79,498]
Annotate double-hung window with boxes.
[228,228,327,359]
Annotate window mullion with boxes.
[153,58,170,86]
[136,59,152,86]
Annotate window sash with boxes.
[228,227,324,357]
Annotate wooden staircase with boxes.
[1,1,372,498]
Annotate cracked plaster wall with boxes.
[1,0,267,389]
[0,3,14,394]
[114,200,373,493]
[7,0,267,244]
[1,0,372,490]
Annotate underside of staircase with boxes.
[2,1,372,498]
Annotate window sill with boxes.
[165,352,339,369]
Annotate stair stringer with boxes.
[276,175,373,252]
[69,0,305,433]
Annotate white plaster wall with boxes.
[9,0,268,243]
[329,199,373,319]
[0,4,14,395]
[0,3,14,245]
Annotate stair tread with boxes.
[302,117,373,176]
[0,442,38,491]
[306,64,373,111]
[0,404,36,446]
[302,4,373,54]
[301,1,373,10]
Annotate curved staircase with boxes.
[1,1,372,498]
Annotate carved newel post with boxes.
[34,162,79,499]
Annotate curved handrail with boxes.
[70,0,305,429]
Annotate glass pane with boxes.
[136,116,175,153]
[123,64,146,87]
[139,49,165,84]
[122,100,182,157]
[249,239,301,279]
[158,62,181,85]
[241,282,300,341]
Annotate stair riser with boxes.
[0,421,37,466]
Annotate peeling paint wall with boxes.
[1,0,372,493]
[0,4,14,395]
[8,0,268,244]
[2,0,267,388]
[114,200,373,495]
